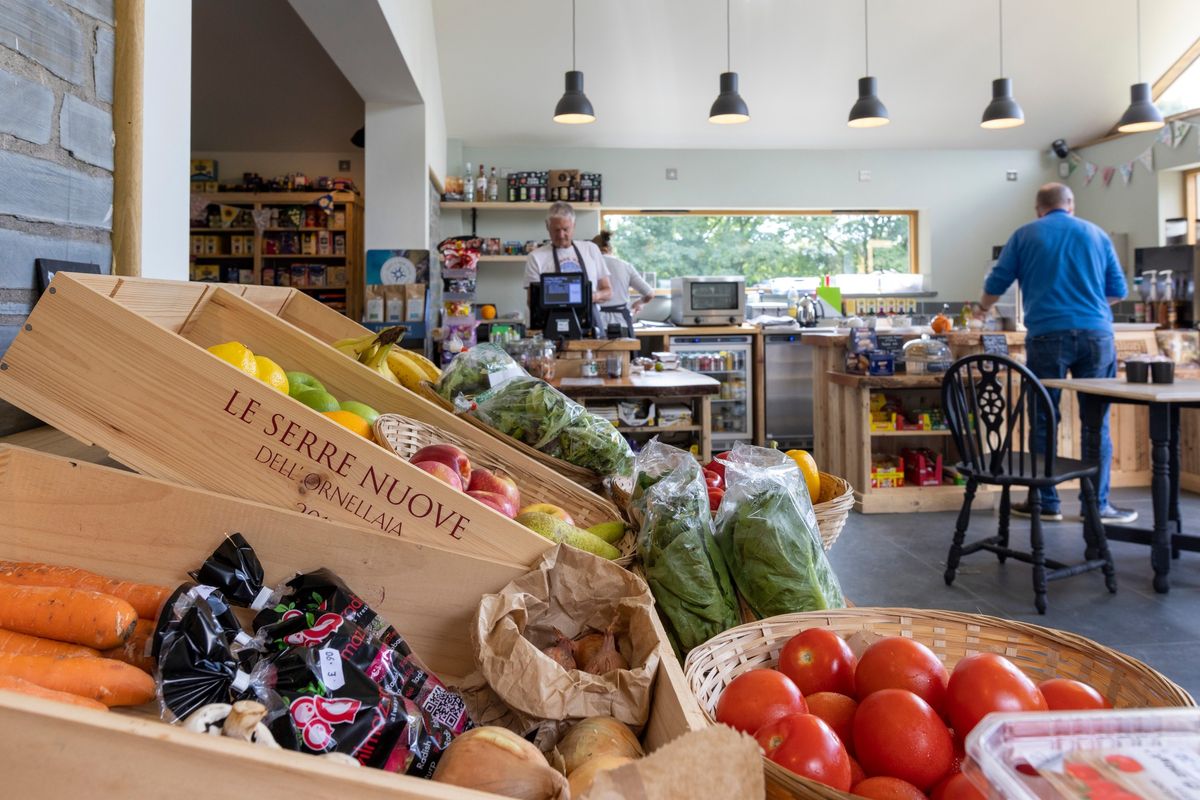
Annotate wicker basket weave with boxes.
[683,608,1195,800]
[374,413,636,567]
[416,381,605,490]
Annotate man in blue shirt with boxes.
[979,182,1135,524]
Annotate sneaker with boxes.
[1099,505,1138,524]
[1010,502,1063,522]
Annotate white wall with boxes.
[377,0,446,181]
[141,0,192,280]
[189,151,365,195]
[446,144,1057,316]
[365,103,428,249]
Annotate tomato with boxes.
[707,486,725,512]
[715,669,807,735]
[855,637,949,715]
[850,776,927,800]
[702,468,723,489]
[778,629,857,696]
[931,773,987,800]
[1104,754,1145,773]
[945,653,1048,738]
[852,689,953,790]
[704,452,731,484]
[755,713,851,791]
[804,692,857,755]
[1038,678,1111,711]
[849,754,866,786]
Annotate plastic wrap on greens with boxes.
[474,376,634,477]
[714,444,845,618]
[633,440,738,657]
[434,343,524,401]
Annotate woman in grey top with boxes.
[592,231,654,336]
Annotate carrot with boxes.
[0,561,170,620]
[0,628,100,658]
[0,584,138,649]
[0,653,155,707]
[0,674,108,711]
[100,618,154,673]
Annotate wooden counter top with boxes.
[801,330,1027,347]
[827,371,949,389]
[634,324,759,337]
[550,368,720,398]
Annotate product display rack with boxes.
[190,191,363,320]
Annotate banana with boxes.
[387,350,430,391]
[331,333,377,359]
[586,520,628,544]
[359,327,404,384]
[402,350,442,381]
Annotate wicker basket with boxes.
[416,381,605,491]
[374,413,637,567]
[683,607,1195,800]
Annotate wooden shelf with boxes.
[263,227,345,232]
[194,191,358,203]
[191,254,253,260]
[858,483,999,514]
[871,429,952,437]
[615,424,702,434]
[262,254,346,259]
[291,285,347,292]
[440,201,601,211]
[477,255,527,262]
[191,228,254,233]
[828,371,947,389]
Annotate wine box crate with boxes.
[0,273,554,566]
[0,445,706,798]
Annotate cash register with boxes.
[529,272,592,340]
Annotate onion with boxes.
[582,627,627,675]
[556,716,644,776]
[568,755,635,798]
[432,726,569,800]
[573,631,604,667]
[542,627,577,671]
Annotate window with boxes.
[1155,36,1200,117]
[600,211,917,286]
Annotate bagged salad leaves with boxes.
[714,444,844,618]
[434,343,525,401]
[632,439,738,656]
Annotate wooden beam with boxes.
[1074,108,1200,151]
[112,0,144,277]
[1153,35,1200,99]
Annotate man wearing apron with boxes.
[593,230,654,337]
[525,202,612,337]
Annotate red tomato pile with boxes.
[702,451,731,513]
[713,628,1112,798]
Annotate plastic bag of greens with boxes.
[434,343,526,402]
[714,444,844,618]
[634,439,738,657]
[547,411,634,477]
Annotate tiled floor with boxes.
[825,487,1200,700]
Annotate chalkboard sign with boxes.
[875,334,907,372]
[981,334,1009,355]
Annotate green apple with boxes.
[339,400,380,426]
[286,371,325,398]
[294,388,340,413]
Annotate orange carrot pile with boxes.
[0,584,138,649]
[0,628,100,658]
[100,618,155,673]
[0,561,170,620]
[0,674,108,712]
[0,653,155,707]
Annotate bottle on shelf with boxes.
[476,164,488,202]
[463,162,475,202]
[1133,275,1145,323]
[487,167,499,201]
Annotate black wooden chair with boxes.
[941,354,1116,613]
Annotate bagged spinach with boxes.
[633,440,738,657]
[714,445,844,618]
[434,343,525,402]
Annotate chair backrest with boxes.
[941,353,1059,480]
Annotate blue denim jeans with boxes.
[1024,329,1116,512]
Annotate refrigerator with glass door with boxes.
[668,335,754,446]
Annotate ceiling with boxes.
[191,0,363,151]
[432,0,1200,150]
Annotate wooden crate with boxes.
[0,445,706,797]
[0,273,550,566]
[53,274,625,530]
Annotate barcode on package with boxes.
[422,684,467,730]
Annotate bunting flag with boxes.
[1137,149,1155,172]
[1102,166,1116,187]
[1171,120,1191,147]
[1067,158,1079,176]
[1157,126,1173,145]
[1119,162,1134,185]
[250,209,271,232]
[1084,161,1099,185]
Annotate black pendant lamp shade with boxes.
[554,70,595,124]
[553,0,595,124]
[1117,82,1164,133]
[849,77,889,128]
[710,72,750,124]
[981,78,1024,128]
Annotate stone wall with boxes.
[0,0,114,435]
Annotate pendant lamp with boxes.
[848,0,889,127]
[709,0,749,124]
[1116,0,1164,133]
[553,0,595,124]
[980,0,1024,129]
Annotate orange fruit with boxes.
[480,304,497,320]
[786,449,821,500]
[322,410,373,440]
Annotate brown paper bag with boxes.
[583,726,764,800]
[472,544,661,727]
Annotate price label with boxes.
[981,334,1009,356]
[319,647,345,691]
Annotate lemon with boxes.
[207,341,257,377]
[255,355,290,395]
[786,449,822,501]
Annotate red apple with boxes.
[412,460,463,492]
[410,444,471,484]
[467,490,518,518]
[467,467,521,508]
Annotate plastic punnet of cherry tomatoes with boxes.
[778,628,857,697]
[945,652,1047,738]
[851,775,928,800]
[855,636,949,715]
[754,713,851,791]
[852,688,954,790]
[1038,678,1111,711]
[714,669,807,735]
